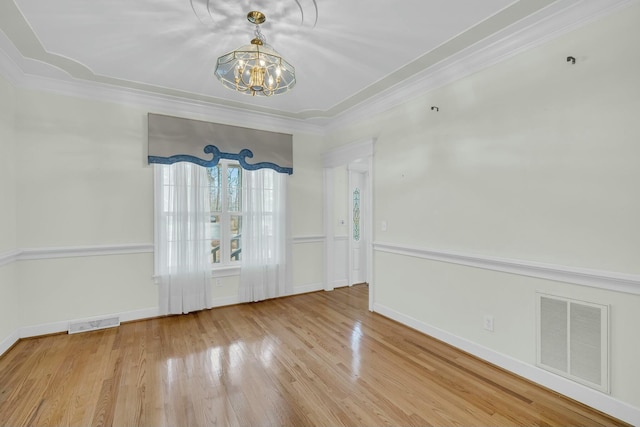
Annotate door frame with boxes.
[323,139,374,311]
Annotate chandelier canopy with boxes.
[214,11,296,97]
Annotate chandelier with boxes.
[214,11,296,97]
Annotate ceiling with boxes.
[0,0,626,127]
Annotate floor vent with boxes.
[536,292,609,393]
[68,316,120,334]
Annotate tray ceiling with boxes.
[0,0,625,125]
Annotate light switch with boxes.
[381,220,387,231]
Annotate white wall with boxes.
[0,77,16,252]
[290,133,325,239]
[12,89,157,331]
[0,78,326,345]
[0,75,19,349]
[327,3,640,419]
[290,133,325,291]
[2,2,638,422]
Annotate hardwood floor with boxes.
[0,284,629,426]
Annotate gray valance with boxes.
[147,113,293,174]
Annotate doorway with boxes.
[323,139,374,311]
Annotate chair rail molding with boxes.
[0,243,154,264]
[293,235,325,244]
[0,249,20,267]
[374,242,640,295]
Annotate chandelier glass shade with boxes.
[215,12,296,97]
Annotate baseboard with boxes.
[212,283,324,307]
[0,307,161,359]
[332,279,348,289]
[6,284,325,352]
[3,283,326,355]
[212,295,241,307]
[291,282,324,295]
[0,329,20,358]
[373,302,640,426]
[19,307,161,339]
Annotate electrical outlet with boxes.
[215,278,222,286]
[483,315,494,332]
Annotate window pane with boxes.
[208,166,222,212]
[210,214,221,264]
[227,165,242,212]
[230,214,242,261]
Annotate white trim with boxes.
[0,249,20,267]
[211,282,323,308]
[19,243,154,260]
[0,39,23,87]
[1,244,154,265]
[366,155,374,311]
[0,329,20,358]
[212,295,241,308]
[293,235,325,244]
[0,306,161,358]
[374,242,640,295]
[289,282,324,296]
[373,302,640,426]
[331,279,349,289]
[324,168,335,292]
[1,236,324,270]
[323,138,375,304]
[0,34,325,136]
[326,0,636,132]
[208,236,324,279]
[323,139,375,168]
[0,1,633,131]
[0,281,326,357]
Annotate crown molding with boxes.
[326,0,636,132]
[0,41,23,88]
[0,0,635,133]
[0,34,325,135]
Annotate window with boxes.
[208,161,243,266]
[155,160,287,280]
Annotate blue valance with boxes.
[147,113,293,174]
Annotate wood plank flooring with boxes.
[0,285,629,426]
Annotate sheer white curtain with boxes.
[240,168,291,302]
[154,162,213,314]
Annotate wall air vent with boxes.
[68,316,120,334]
[536,292,609,393]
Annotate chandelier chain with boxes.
[254,25,267,45]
